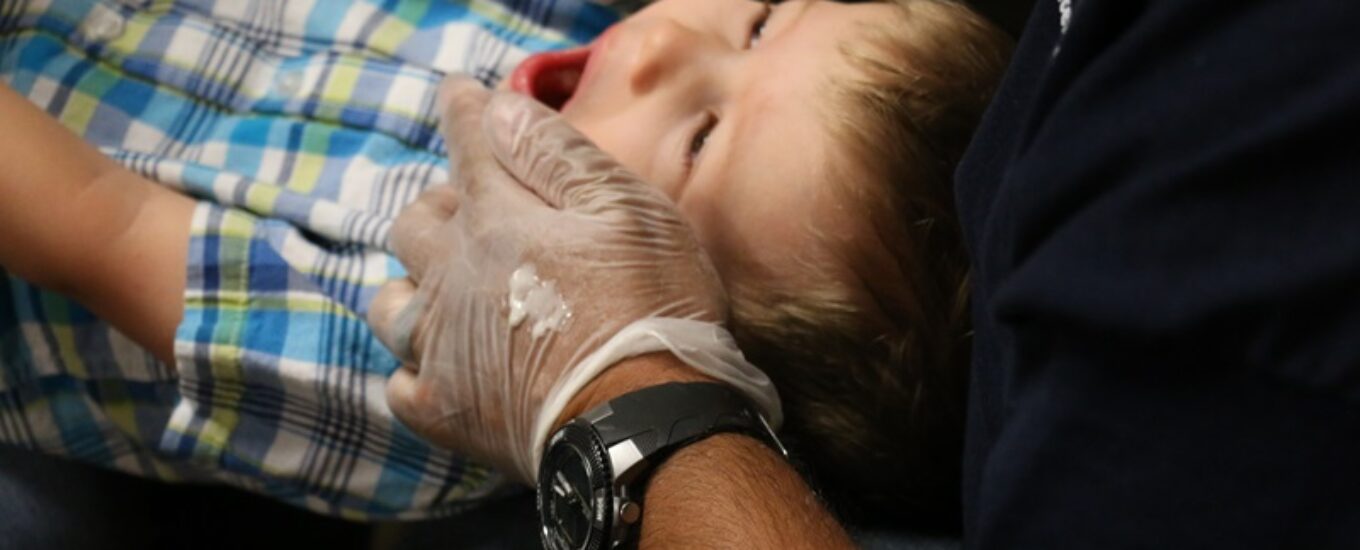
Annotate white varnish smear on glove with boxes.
[527,318,783,479]
[507,264,571,338]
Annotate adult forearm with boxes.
[558,354,854,549]
[641,432,853,549]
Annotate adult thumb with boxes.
[484,91,652,213]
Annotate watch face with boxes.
[545,447,593,547]
[539,423,612,550]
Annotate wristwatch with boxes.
[537,382,786,550]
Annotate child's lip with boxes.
[508,38,601,111]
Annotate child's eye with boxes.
[747,1,773,49]
[685,113,718,175]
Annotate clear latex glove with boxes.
[368,76,781,483]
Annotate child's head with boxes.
[511,0,1010,528]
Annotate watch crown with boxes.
[620,500,642,524]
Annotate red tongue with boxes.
[509,47,591,111]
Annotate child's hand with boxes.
[369,76,779,483]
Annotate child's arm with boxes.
[0,82,193,364]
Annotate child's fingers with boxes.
[369,277,422,365]
[389,184,459,281]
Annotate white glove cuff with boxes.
[528,317,783,479]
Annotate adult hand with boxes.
[368,76,780,483]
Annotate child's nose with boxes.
[627,18,704,96]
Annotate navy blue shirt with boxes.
[956,0,1360,547]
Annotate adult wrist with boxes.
[551,352,714,432]
[538,378,788,550]
[529,318,783,478]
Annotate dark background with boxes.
[966,0,1037,39]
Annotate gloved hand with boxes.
[368,76,781,483]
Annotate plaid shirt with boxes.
[0,0,620,519]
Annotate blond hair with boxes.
[726,0,1011,530]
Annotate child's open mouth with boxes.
[508,45,593,111]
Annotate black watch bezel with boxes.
[538,419,614,550]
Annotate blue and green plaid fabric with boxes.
[0,0,621,519]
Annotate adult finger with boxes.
[438,76,497,196]
[385,367,427,432]
[389,184,459,281]
[387,367,464,451]
[368,278,421,364]
[484,91,651,212]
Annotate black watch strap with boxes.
[580,382,784,485]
